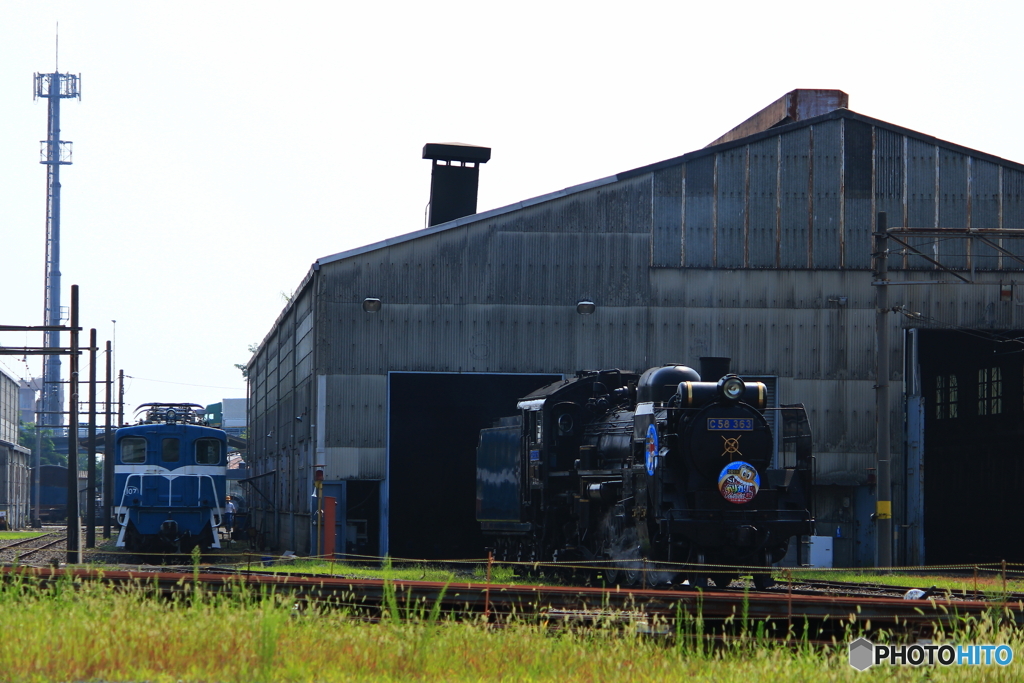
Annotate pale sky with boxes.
[1,0,1020,419]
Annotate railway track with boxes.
[2,565,1019,640]
[155,562,1024,604]
[14,536,65,561]
[0,532,63,563]
[774,577,1024,602]
[0,533,53,552]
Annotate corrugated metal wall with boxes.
[656,116,1024,273]
[321,374,385,480]
[247,109,1024,561]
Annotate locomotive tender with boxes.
[114,403,227,554]
[476,358,814,587]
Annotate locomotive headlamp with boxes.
[718,375,746,402]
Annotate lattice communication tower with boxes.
[34,71,80,429]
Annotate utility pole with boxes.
[66,285,80,564]
[33,412,42,527]
[874,212,892,568]
[118,369,124,426]
[103,340,113,539]
[86,328,97,548]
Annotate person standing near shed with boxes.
[224,496,236,534]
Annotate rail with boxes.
[1,564,1019,640]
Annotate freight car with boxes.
[114,403,227,554]
[476,358,814,588]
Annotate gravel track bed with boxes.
[0,530,65,566]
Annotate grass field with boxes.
[0,571,1022,683]
[259,557,519,584]
[5,546,1024,681]
[0,531,44,541]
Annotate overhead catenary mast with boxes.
[34,50,80,433]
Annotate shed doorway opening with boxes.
[387,372,560,561]
[919,329,1024,565]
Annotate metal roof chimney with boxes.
[423,142,491,227]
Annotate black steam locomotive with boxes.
[476,358,814,588]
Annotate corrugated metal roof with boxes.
[310,109,1024,280]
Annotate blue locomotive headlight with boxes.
[718,375,745,402]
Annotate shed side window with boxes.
[978,367,1002,416]
[935,374,957,419]
[948,375,958,418]
[978,369,988,416]
[991,367,1002,415]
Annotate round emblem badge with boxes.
[645,424,658,476]
[717,460,760,504]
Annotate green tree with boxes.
[18,422,67,467]
[234,343,259,379]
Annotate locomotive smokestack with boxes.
[699,357,732,382]
[423,142,491,227]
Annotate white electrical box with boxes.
[806,535,834,568]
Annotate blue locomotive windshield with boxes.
[162,438,180,463]
[121,437,146,463]
[195,438,221,465]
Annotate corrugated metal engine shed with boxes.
[247,90,1024,566]
[0,366,31,529]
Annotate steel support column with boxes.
[874,212,892,568]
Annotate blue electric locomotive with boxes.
[114,403,227,554]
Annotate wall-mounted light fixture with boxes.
[362,297,382,312]
[576,300,596,315]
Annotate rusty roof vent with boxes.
[706,89,849,148]
[423,142,491,227]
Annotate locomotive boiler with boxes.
[476,358,814,588]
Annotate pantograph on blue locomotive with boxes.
[114,403,227,554]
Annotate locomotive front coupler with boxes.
[160,519,179,538]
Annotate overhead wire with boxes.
[124,375,243,391]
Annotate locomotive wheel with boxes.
[685,551,710,589]
[688,573,710,589]
[511,541,526,576]
[603,565,621,586]
[751,550,776,590]
[623,560,642,587]
[713,573,738,588]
